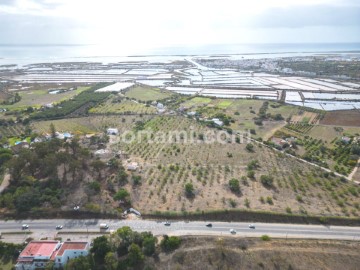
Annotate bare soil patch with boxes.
[320,110,360,127]
[151,236,360,270]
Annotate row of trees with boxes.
[66,227,181,270]
[31,83,111,120]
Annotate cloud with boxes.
[253,5,360,28]
[0,0,359,45]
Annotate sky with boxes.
[0,0,359,50]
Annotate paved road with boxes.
[1,219,359,241]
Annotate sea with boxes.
[1,43,360,66]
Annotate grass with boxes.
[8,136,30,146]
[1,86,91,110]
[89,98,157,115]
[216,100,233,109]
[124,86,173,101]
[0,259,13,270]
[31,115,149,135]
[182,97,212,107]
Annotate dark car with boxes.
[164,221,171,226]
[206,223,212,227]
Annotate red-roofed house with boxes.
[15,241,89,270]
[15,241,61,270]
[53,242,90,269]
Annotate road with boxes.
[1,219,359,242]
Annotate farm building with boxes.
[107,128,119,135]
[127,162,139,171]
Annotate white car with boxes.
[73,206,80,210]
[22,224,29,230]
[249,224,256,229]
[56,225,63,230]
[230,228,236,234]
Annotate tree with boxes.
[184,182,194,197]
[65,255,93,270]
[104,252,117,270]
[50,123,56,138]
[247,170,255,179]
[91,159,106,179]
[116,167,128,185]
[132,175,142,186]
[114,189,130,201]
[245,143,254,152]
[142,235,157,256]
[128,243,144,266]
[91,236,111,265]
[260,175,274,188]
[160,235,181,252]
[229,178,240,193]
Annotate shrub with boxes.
[246,143,254,152]
[114,189,130,201]
[229,178,240,193]
[261,235,271,241]
[260,175,274,188]
[185,183,194,197]
[160,235,181,252]
[266,196,273,205]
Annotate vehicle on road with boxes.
[22,224,29,230]
[73,206,80,210]
[56,225,63,230]
[100,223,109,229]
[230,228,236,234]
[164,221,171,226]
[206,223,212,227]
[249,224,255,229]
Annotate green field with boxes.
[31,115,150,135]
[89,98,157,115]
[1,86,91,110]
[124,86,173,101]
[182,97,212,107]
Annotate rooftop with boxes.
[55,242,88,257]
[19,241,59,258]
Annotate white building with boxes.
[53,242,90,269]
[107,128,119,135]
[127,162,139,171]
[15,241,89,270]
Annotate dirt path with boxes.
[348,158,360,180]
[0,171,10,194]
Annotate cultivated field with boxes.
[113,116,360,217]
[31,115,152,134]
[320,110,360,127]
[1,86,91,110]
[89,97,157,115]
[124,85,174,101]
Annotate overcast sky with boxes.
[0,0,359,49]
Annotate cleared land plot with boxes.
[124,86,173,101]
[155,237,360,270]
[116,116,360,217]
[31,115,150,135]
[0,86,90,110]
[320,110,360,127]
[308,125,360,143]
[89,98,157,115]
[291,111,319,124]
[182,97,212,107]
